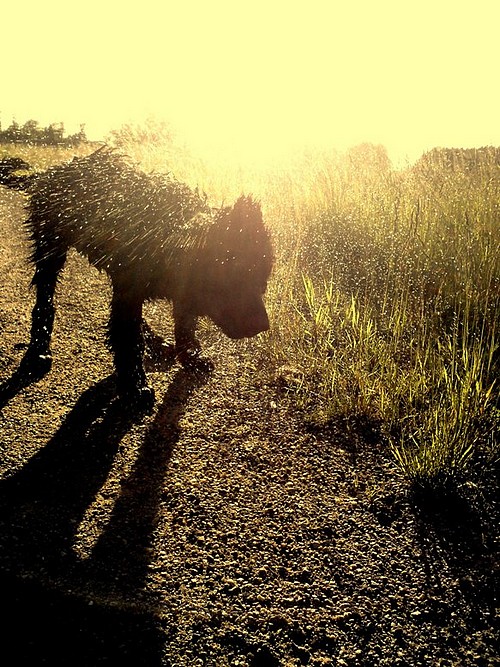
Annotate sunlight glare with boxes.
[2,0,500,168]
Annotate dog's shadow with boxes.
[0,353,41,411]
[0,356,210,664]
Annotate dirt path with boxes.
[0,187,498,666]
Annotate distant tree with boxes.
[41,122,65,144]
[21,119,43,143]
[66,123,87,145]
[78,123,87,142]
[1,120,21,143]
[0,119,89,145]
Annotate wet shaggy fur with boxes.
[0,148,273,410]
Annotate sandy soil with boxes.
[0,186,498,666]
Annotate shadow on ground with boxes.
[0,569,163,666]
[0,364,209,665]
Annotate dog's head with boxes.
[198,196,274,338]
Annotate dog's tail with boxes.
[0,157,34,190]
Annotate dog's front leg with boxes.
[173,301,199,360]
[19,250,67,379]
[108,287,154,411]
[173,301,213,372]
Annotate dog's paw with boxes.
[19,349,52,379]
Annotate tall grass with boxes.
[265,146,499,492]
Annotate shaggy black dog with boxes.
[0,148,273,411]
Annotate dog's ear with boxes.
[228,195,263,230]
[226,196,274,273]
[213,195,262,234]
[209,195,273,273]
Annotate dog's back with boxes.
[26,148,209,281]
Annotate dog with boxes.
[0,147,273,411]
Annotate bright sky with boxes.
[2,0,499,166]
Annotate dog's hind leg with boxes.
[21,248,67,378]
[107,285,155,412]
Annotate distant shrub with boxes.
[0,119,87,146]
